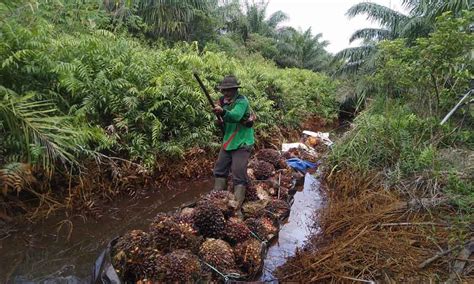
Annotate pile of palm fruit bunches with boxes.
[112,148,310,282]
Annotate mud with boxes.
[1,174,325,283]
[0,179,212,283]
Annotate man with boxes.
[212,75,255,217]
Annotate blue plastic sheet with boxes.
[286,158,318,173]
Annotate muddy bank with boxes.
[0,179,212,282]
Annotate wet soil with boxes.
[0,179,213,283]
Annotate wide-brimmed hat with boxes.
[217,75,241,90]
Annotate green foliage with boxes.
[445,172,474,214]
[336,0,472,75]
[330,11,473,218]
[329,100,437,177]
[373,11,473,114]
[201,0,333,73]
[0,3,338,173]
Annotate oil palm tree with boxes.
[105,0,217,40]
[334,2,410,75]
[275,27,330,72]
[223,0,288,42]
[335,0,471,75]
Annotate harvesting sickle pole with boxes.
[193,72,224,132]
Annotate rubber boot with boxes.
[233,184,246,219]
[213,177,227,191]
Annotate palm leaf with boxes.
[349,28,393,43]
[400,16,432,40]
[333,45,377,75]
[266,10,288,29]
[0,88,79,172]
[333,45,376,62]
[346,2,408,29]
[0,162,35,195]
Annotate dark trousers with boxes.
[213,147,251,186]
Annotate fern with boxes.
[0,2,339,172]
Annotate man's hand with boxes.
[214,118,224,127]
[213,106,224,115]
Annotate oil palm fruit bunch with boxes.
[193,203,226,238]
[256,149,281,168]
[159,249,202,282]
[244,218,260,238]
[247,167,256,180]
[112,230,153,280]
[242,200,268,219]
[281,148,298,160]
[257,181,276,196]
[198,190,236,218]
[279,169,294,188]
[234,238,263,276]
[199,239,238,275]
[224,217,251,245]
[245,217,278,241]
[255,182,271,200]
[138,250,166,280]
[296,148,318,163]
[178,207,195,225]
[276,186,289,201]
[245,183,259,202]
[258,217,278,240]
[253,160,275,180]
[149,213,201,253]
[264,199,290,221]
[276,158,289,170]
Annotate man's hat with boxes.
[218,75,241,90]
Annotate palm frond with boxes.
[0,88,79,172]
[266,10,288,29]
[346,2,408,29]
[129,0,212,38]
[245,0,268,34]
[429,0,471,18]
[333,44,377,76]
[0,162,35,195]
[349,28,393,43]
[403,0,471,18]
[333,45,377,62]
[400,16,433,40]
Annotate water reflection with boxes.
[260,173,321,282]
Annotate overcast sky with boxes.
[266,0,407,54]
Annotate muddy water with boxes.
[0,179,212,283]
[260,173,322,282]
[1,174,322,283]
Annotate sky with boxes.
[266,0,407,54]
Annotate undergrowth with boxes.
[0,1,338,215]
[278,11,473,282]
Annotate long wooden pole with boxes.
[440,89,472,125]
[193,73,224,127]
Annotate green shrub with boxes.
[329,100,437,176]
[445,172,474,214]
[373,11,473,116]
[0,6,338,171]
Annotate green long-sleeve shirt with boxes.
[220,94,255,151]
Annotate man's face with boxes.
[221,88,237,99]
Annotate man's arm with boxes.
[223,99,248,123]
